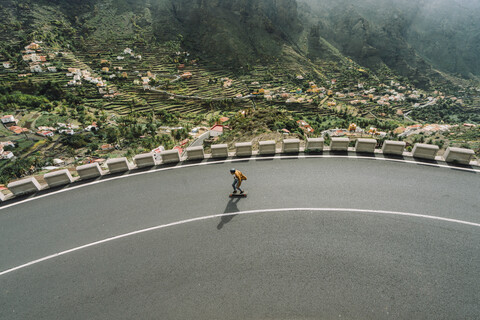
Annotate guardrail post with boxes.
[211,144,229,158]
[134,153,156,168]
[235,142,253,157]
[306,137,324,152]
[259,141,276,155]
[355,138,377,153]
[412,143,439,160]
[44,169,74,188]
[282,139,300,153]
[76,163,103,180]
[106,157,131,173]
[7,177,42,196]
[443,147,475,165]
[161,150,181,164]
[382,140,406,156]
[330,137,350,152]
[186,146,205,160]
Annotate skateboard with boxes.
[229,192,247,198]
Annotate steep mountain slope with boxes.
[150,0,303,66]
[1,0,479,88]
[404,0,480,79]
[298,0,480,83]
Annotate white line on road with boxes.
[1,207,479,277]
[1,155,478,212]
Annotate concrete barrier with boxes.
[0,191,6,202]
[412,143,439,160]
[8,177,42,196]
[306,137,324,152]
[44,169,74,188]
[355,138,377,153]
[382,140,406,156]
[330,137,350,152]
[76,163,103,180]
[161,150,181,164]
[235,142,253,157]
[283,139,300,153]
[259,140,276,155]
[211,144,229,158]
[134,153,156,168]
[443,147,475,165]
[186,146,205,160]
[106,157,130,173]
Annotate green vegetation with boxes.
[410,101,480,124]
[0,0,478,186]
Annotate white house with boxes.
[59,129,75,135]
[30,65,43,73]
[37,131,54,137]
[2,62,12,69]
[0,141,15,148]
[53,158,64,165]
[31,55,42,63]
[124,48,133,54]
[37,126,56,132]
[1,151,14,160]
[1,115,16,124]
[85,124,98,132]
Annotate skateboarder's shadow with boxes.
[217,197,242,230]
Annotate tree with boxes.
[105,127,120,144]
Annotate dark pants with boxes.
[232,178,243,192]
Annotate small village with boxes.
[1,40,479,185]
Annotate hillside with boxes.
[2,0,479,87]
[0,0,479,185]
[298,0,480,85]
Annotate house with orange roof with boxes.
[99,144,114,151]
[173,146,183,154]
[297,120,314,134]
[9,126,29,135]
[210,124,228,137]
[180,139,190,146]
[25,42,40,51]
[181,72,192,79]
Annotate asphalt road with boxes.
[0,156,479,319]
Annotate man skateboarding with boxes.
[230,168,247,195]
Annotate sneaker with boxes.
[240,190,244,194]
[232,190,237,194]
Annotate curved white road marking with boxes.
[0,155,478,212]
[1,207,479,277]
